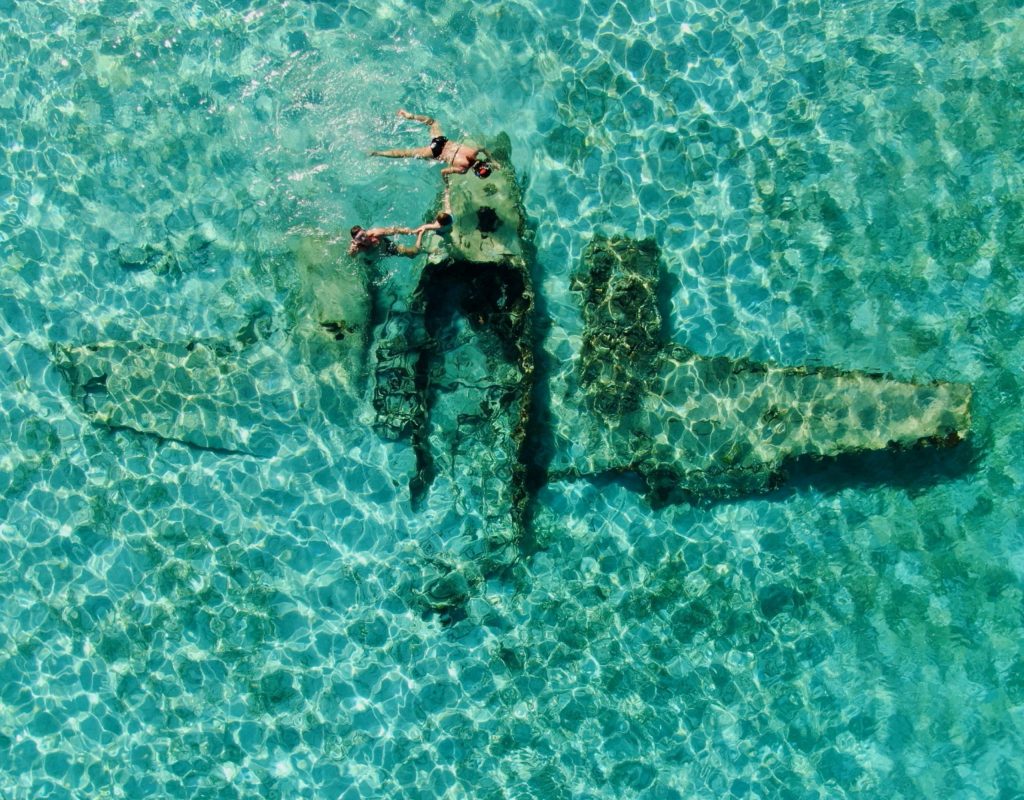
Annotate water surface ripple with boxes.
[1,0,1023,797]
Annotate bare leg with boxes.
[398,109,443,138]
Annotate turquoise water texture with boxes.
[2,0,1024,797]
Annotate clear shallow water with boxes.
[2,0,1023,797]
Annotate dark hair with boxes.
[350,225,363,238]
[437,212,453,226]
[473,161,492,179]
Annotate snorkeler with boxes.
[347,225,420,258]
[370,110,494,179]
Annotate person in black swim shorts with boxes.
[347,224,422,258]
[370,110,494,178]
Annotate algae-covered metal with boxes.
[548,235,972,501]
[53,236,371,456]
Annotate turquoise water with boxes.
[2,0,1024,797]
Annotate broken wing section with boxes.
[53,236,372,456]
[550,234,972,499]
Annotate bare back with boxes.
[440,140,480,172]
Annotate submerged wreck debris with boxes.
[372,133,535,619]
[116,242,176,274]
[548,234,973,502]
[53,237,372,455]
[115,224,230,278]
[53,338,302,457]
[286,236,374,420]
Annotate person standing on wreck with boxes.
[370,109,493,178]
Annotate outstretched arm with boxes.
[370,147,428,158]
[412,221,440,235]
[367,226,413,236]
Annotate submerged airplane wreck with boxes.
[54,135,972,618]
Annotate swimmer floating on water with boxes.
[371,110,494,179]
[347,224,422,258]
